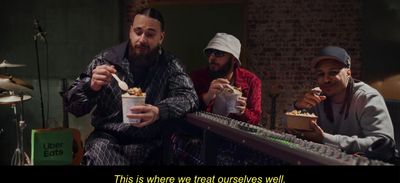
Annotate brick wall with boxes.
[246,0,361,128]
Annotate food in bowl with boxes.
[285,110,317,131]
[123,87,146,97]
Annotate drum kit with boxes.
[0,59,34,165]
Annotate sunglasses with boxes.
[205,49,226,58]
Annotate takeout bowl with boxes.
[285,113,317,131]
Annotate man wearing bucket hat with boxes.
[170,33,265,165]
[190,33,262,124]
[291,46,395,154]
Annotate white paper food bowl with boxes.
[121,94,146,123]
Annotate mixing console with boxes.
[185,112,391,165]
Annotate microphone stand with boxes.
[269,93,279,129]
[59,78,69,128]
[33,33,46,129]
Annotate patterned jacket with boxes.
[65,41,199,142]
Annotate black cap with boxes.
[312,46,351,68]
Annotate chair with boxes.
[385,99,400,152]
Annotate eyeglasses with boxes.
[205,49,226,58]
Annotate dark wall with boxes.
[361,0,400,82]
[0,0,121,79]
[0,0,120,165]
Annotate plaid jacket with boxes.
[65,41,199,142]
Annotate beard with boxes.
[128,43,161,83]
[208,57,234,79]
[129,43,160,68]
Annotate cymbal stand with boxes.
[11,95,28,165]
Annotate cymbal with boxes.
[0,94,32,104]
[0,75,33,93]
[0,60,26,68]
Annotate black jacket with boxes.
[65,41,199,142]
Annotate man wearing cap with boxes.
[292,46,395,154]
[190,33,262,124]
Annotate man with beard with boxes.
[64,8,198,165]
[190,33,262,124]
[170,33,265,165]
[291,46,395,154]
